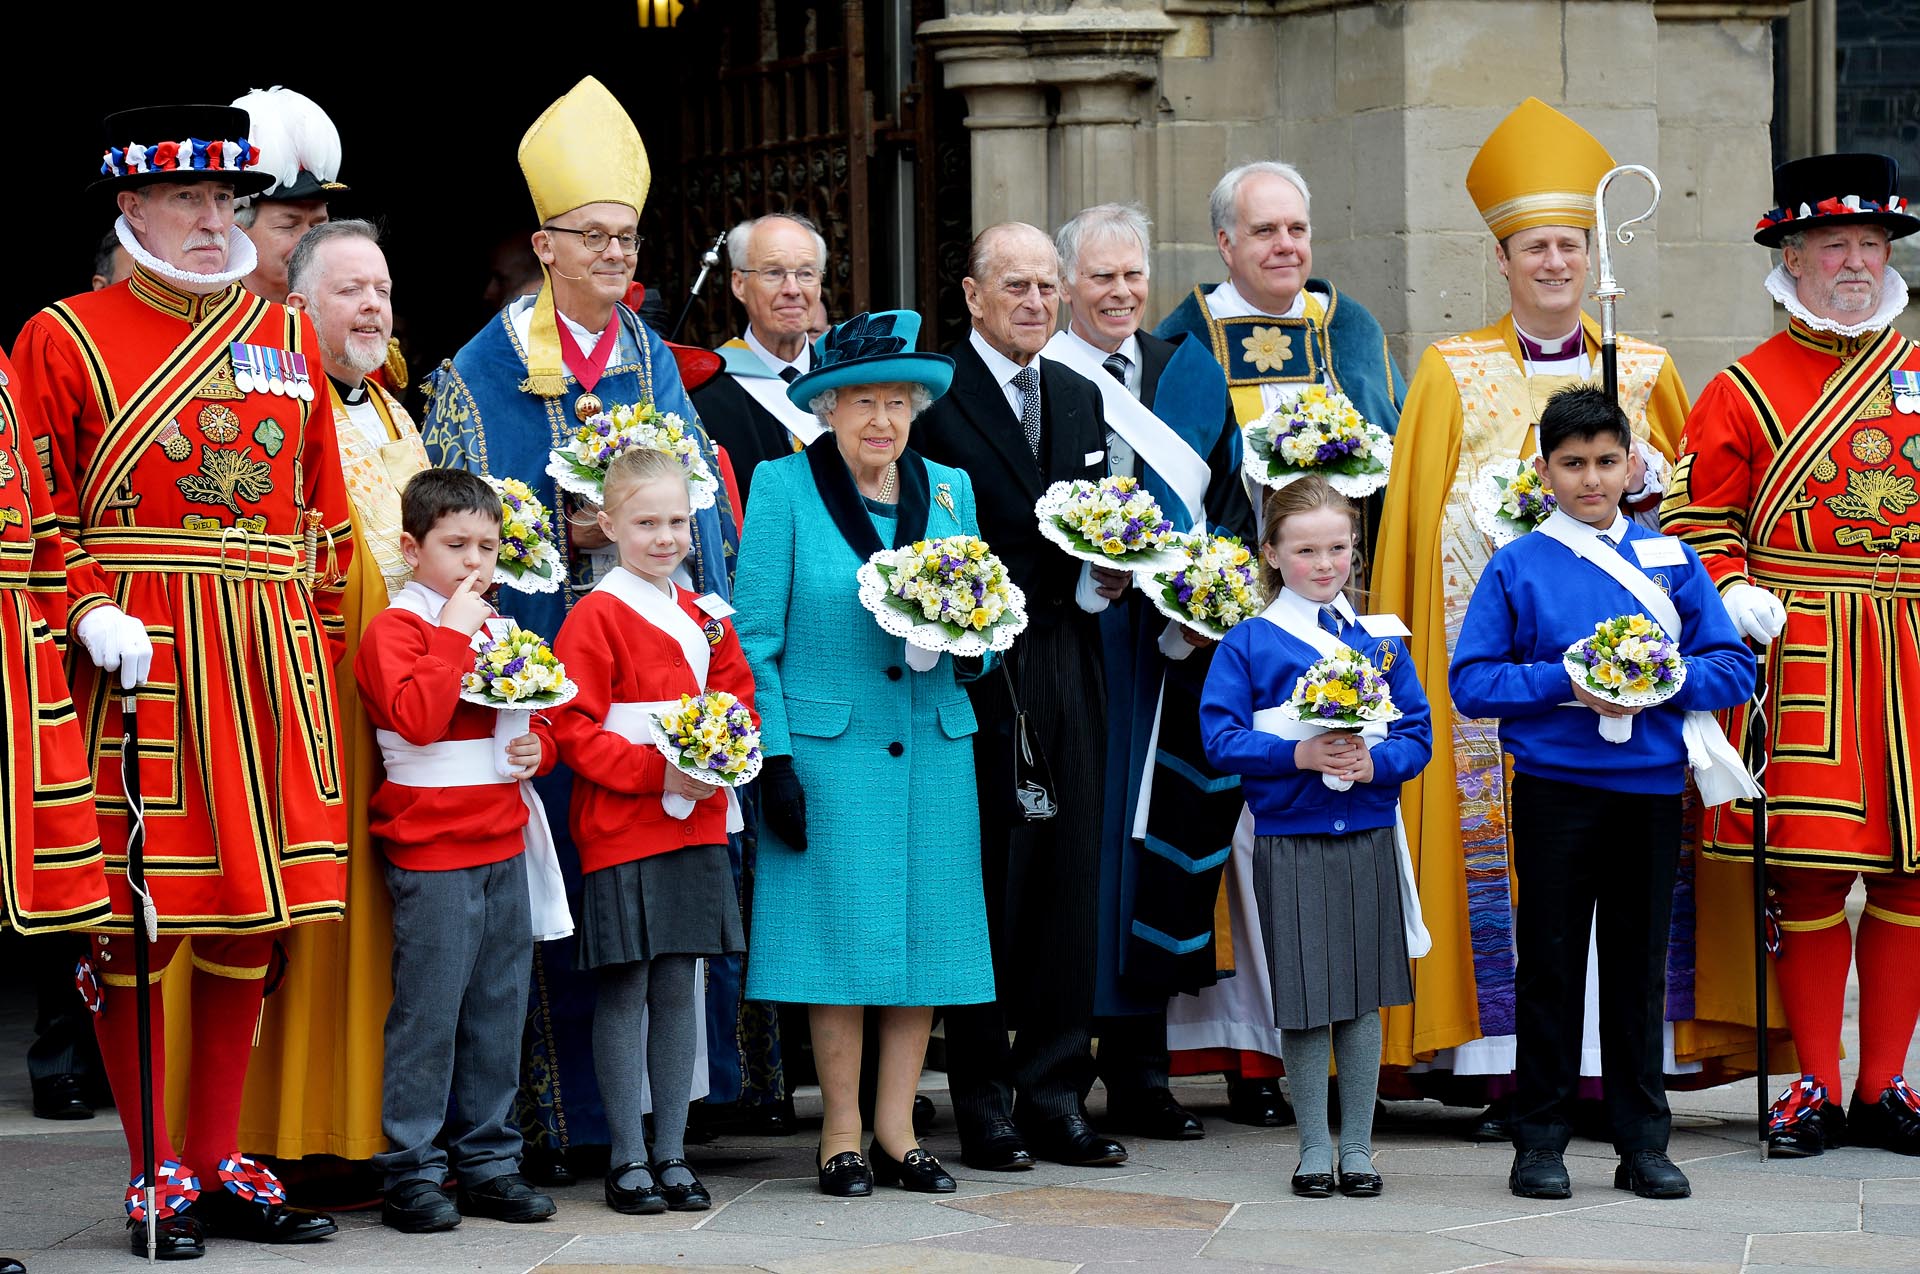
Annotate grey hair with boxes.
[1209,161,1312,242]
[726,213,828,271]
[234,202,258,229]
[808,382,934,426]
[286,219,381,298]
[1777,230,1807,253]
[1055,203,1153,283]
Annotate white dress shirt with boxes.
[970,328,1041,423]
[744,324,812,379]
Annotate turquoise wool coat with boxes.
[734,451,996,1007]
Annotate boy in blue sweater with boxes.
[1451,387,1755,1203]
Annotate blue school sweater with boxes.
[1200,593,1432,836]
[1448,515,1756,795]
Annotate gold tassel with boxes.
[519,268,568,399]
[518,371,567,397]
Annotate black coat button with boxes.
[887,741,904,757]
[886,666,903,681]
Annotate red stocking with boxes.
[1854,891,1920,1100]
[176,935,273,1182]
[90,934,184,1179]
[1771,919,1853,1095]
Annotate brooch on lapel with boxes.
[935,482,955,517]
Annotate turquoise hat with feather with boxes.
[785,310,954,410]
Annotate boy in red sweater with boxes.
[355,469,558,1233]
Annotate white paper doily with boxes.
[1561,647,1687,711]
[459,677,578,713]
[645,704,764,789]
[856,555,1029,656]
[1239,415,1394,499]
[1468,458,1553,548]
[1142,549,1257,642]
[1033,481,1188,574]
[494,538,564,595]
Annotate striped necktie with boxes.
[1319,605,1344,638]
[1102,352,1130,386]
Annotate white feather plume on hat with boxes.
[230,86,343,204]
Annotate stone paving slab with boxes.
[1200,1226,1503,1273]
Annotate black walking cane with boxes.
[122,691,160,1261]
[1748,663,1773,1159]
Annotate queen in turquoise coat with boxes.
[733,311,994,1194]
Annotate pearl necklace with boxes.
[875,461,898,503]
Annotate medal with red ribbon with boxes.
[556,313,619,424]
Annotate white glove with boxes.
[904,640,941,672]
[1627,438,1670,502]
[1074,561,1111,615]
[1721,582,1786,646]
[76,606,153,690]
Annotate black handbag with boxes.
[999,660,1057,822]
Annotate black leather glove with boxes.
[761,754,808,851]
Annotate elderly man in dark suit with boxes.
[911,222,1128,1171]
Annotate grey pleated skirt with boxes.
[1252,828,1413,1030]
[577,844,746,970]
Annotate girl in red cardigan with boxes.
[552,448,754,1215]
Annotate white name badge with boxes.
[1358,613,1412,639]
[1631,536,1687,568]
[693,592,736,620]
[1084,450,1106,466]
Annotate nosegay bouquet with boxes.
[1470,457,1558,547]
[459,621,577,779]
[546,399,718,510]
[1034,476,1185,573]
[1562,613,1687,743]
[485,476,562,594]
[1147,534,1262,640]
[1241,384,1393,498]
[648,690,763,819]
[1275,646,1402,791]
[856,535,1029,662]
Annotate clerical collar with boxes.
[1513,321,1584,363]
[1764,262,1910,337]
[1208,278,1307,321]
[115,213,257,294]
[329,375,369,406]
[744,324,811,378]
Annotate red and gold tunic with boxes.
[0,347,114,932]
[1662,317,1920,873]
[10,267,354,934]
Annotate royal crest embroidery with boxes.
[1852,427,1894,464]
[197,404,242,444]
[195,357,245,402]
[1812,454,1840,483]
[1903,435,1920,472]
[0,447,14,488]
[182,513,266,533]
[177,447,273,515]
[254,417,285,457]
[154,418,193,462]
[1825,466,1919,525]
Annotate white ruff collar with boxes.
[115,214,259,293]
[1764,262,1909,337]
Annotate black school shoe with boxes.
[1613,1149,1690,1199]
[382,1178,461,1232]
[1508,1148,1571,1199]
[1847,1077,1920,1155]
[456,1172,556,1223]
[651,1158,712,1211]
[1225,1077,1294,1127]
[1767,1075,1848,1158]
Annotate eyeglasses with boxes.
[738,267,822,288]
[542,226,643,255]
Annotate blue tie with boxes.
[1319,605,1344,638]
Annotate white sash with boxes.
[376,583,573,941]
[1042,330,1211,528]
[1247,592,1431,958]
[1535,513,1760,806]
[737,371,826,446]
[593,573,742,832]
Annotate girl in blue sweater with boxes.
[1200,476,1432,1200]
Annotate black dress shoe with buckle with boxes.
[1509,1148,1571,1199]
[869,1142,956,1193]
[818,1150,873,1197]
[1224,1077,1293,1128]
[651,1158,711,1211]
[604,1162,666,1215]
[1766,1075,1847,1158]
[1291,1164,1335,1198]
[382,1178,461,1232]
[31,1073,93,1121]
[1614,1149,1690,1198]
[1848,1079,1920,1156]
[456,1172,556,1223]
[1026,1113,1128,1167]
[125,1212,205,1260]
[193,1187,337,1244]
[960,1116,1034,1171]
[1108,1088,1204,1140]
